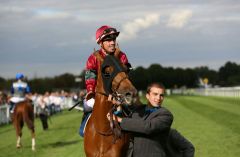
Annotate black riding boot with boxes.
[9,102,15,113]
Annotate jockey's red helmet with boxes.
[96,25,120,44]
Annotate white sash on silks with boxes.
[10,97,25,103]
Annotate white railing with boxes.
[171,86,240,98]
[0,104,10,125]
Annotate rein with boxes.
[95,91,125,143]
[111,76,128,94]
[95,91,108,97]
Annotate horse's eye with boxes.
[102,65,113,78]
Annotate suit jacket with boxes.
[120,105,173,157]
[166,129,195,157]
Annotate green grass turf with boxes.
[0,95,239,157]
[0,110,84,157]
[164,95,240,157]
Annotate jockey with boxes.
[84,25,131,112]
[79,25,132,137]
[9,73,31,113]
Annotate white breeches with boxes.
[83,98,95,112]
[10,97,25,103]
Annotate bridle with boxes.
[96,75,129,104]
[95,74,130,143]
[95,56,134,142]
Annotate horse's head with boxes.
[100,55,137,105]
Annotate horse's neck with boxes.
[95,81,105,94]
[92,94,112,132]
[93,51,114,131]
[93,94,112,117]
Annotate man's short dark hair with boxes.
[146,82,165,94]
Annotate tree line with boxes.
[130,61,240,90]
[0,61,239,93]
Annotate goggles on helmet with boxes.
[103,28,117,35]
[102,33,118,42]
[98,28,119,43]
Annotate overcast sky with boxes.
[0,0,239,79]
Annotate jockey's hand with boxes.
[106,113,111,121]
[108,95,121,106]
[85,91,95,100]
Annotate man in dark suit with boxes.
[107,82,173,157]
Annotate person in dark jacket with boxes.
[107,82,173,157]
[166,128,195,157]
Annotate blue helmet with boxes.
[16,73,24,80]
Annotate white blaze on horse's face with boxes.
[114,91,133,105]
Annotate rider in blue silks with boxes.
[9,73,31,113]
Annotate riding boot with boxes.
[79,111,91,137]
[81,111,89,125]
[10,102,15,113]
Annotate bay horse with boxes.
[12,99,35,151]
[84,52,137,157]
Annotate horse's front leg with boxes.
[16,136,22,148]
[32,137,35,151]
[15,123,22,148]
[31,129,36,151]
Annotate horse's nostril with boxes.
[125,92,132,97]
[124,92,134,105]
